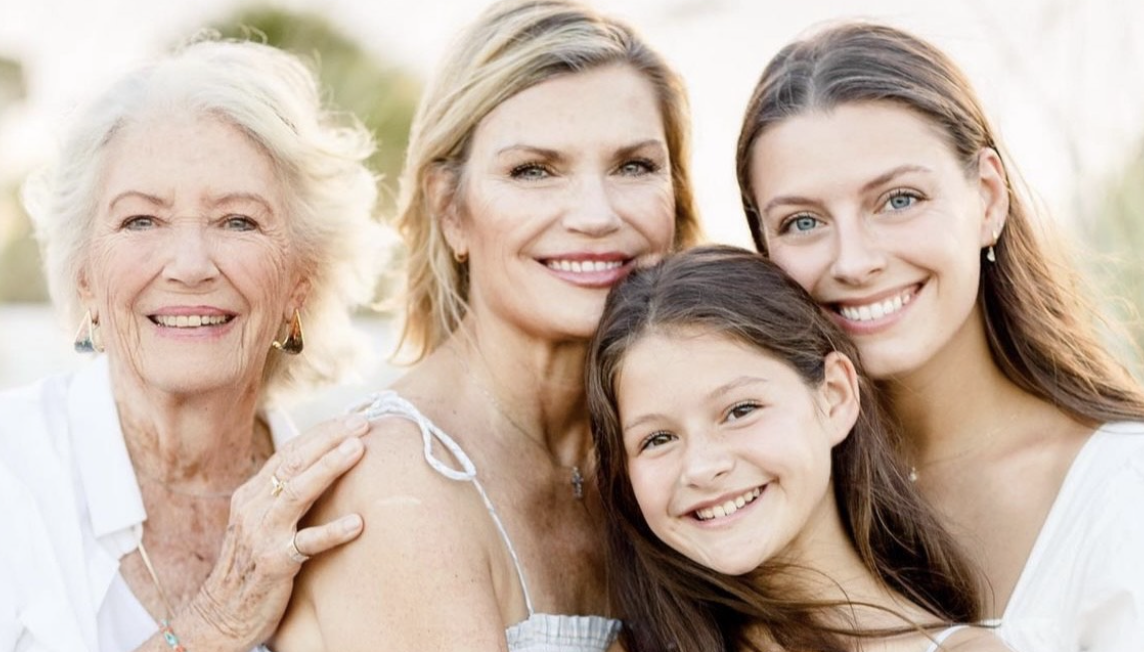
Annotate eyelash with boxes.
[726,401,761,422]
[881,188,922,212]
[639,431,675,452]
[619,158,660,176]
[778,213,822,236]
[121,215,156,231]
[509,162,554,180]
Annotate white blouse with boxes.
[0,356,295,652]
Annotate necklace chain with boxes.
[451,344,588,500]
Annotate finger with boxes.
[262,413,370,483]
[293,514,364,558]
[267,435,366,519]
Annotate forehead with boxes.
[750,101,962,197]
[98,112,284,209]
[469,63,667,154]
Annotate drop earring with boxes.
[986,229,999,263]
[271,309,304,355]
[73,310,104,353]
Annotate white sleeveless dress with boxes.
[358,391,621,652]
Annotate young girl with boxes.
[587,245,1010,652]
[736,23,1144,651]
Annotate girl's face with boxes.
[617,328,858,575]
[748,101,1008,380]
[444,63,676,342]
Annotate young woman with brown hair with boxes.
[736,22,1144,651]
[587,245,1009,652]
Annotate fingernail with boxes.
[342,514,363,533]
[338,438,362,456]
[343,415,368,433]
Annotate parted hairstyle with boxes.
[735,22,1144,425]
[587,245,982,652]
[24,37,387,399]
[393,0,702,362]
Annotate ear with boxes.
[976,147,1009,248]
[816,351,860,447]
[286,277,311,319]
[427,166,467,260]
[76,266,97,317]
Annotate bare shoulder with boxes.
[943,627,1014,652]
[280,412,508,651]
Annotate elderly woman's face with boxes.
[450,63,676,341]
[80,114,307,396]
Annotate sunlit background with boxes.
[3,0,1144,424]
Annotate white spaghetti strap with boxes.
[925,624,969,652]
[352,391,537,616]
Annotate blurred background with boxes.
[3,0,1144,425]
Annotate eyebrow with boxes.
[495,139,666,160]
[106,191,273,212]
[760,164,933,215]
[621,375,768,432]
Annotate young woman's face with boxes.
[748,101,1007,380]
[446,64,676,342]
[617,329,857,575]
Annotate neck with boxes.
[772,490,930,630]
[110,361,269,493]
[881,307,1046,465]
[445,316,592,467]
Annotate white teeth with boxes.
[838,289,914,323]
[546,259,624,273]
[153,314,230,328]
[694,486,763,522]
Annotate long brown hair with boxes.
[587,245,982,652]
[394,0,701,362]
[735,22,1144,425]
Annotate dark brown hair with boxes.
[587,245,982,652]
[735,22,1144,424]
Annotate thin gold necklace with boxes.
[451,344,589,500]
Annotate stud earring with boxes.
[271,309,304,355]
[986,229,1000,263]
[452,248,468,264]
[73,310,104,353]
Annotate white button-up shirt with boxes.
[0,356,296,651]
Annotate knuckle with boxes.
[277,449,306,478]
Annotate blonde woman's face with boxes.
[450,64,676,341]
[749,101,1006,380]
[81,114,308,398]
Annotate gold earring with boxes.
[986,228,999,263]
[74,310,104,353]
[271,309,304,355]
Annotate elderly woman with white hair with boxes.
[0,38,386,652]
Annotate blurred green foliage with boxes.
[0,8,419,305]
[1090,146,1144,364]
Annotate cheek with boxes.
[767,246,820,294]
[220,236,296,313]
[619,183,676,249]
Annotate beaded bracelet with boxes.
[159,619,188,652]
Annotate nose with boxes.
[829,218,885,286]
[678,433,734,488]
[162,224,220,286]
[562,175,622,236]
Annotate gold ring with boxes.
[270,473,287,498]
[288,531,310,564]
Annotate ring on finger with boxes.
[270,473,287,498]
[288,531,311,564]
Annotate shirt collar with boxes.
[68,355,147,541]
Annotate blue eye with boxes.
[782,214,821,235]
[883,190,920,212]
[122,215,156,231]
[223,215,257,231]
[510,163,553,180]
[618,158,658,176]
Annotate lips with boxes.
[150,314,234,328]
[539,253,635,288]
[545,259,624,273]
[692,486,764,521]
[830,284,921,325]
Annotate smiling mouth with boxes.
[544,259,627,273]
[693,486,763,521]
[149,314,235,328]
[833,285,919,323]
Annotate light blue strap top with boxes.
[352,391,621,651]
[924,625,968,652]
[352,390,537,615]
